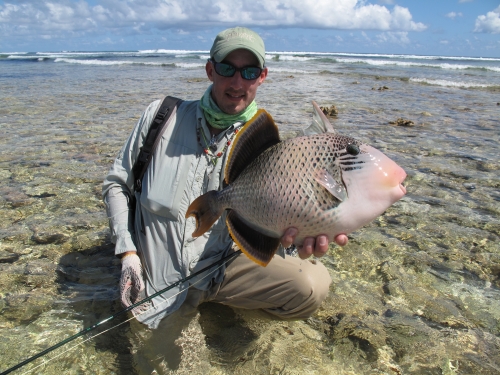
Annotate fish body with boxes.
[186,104,406,266]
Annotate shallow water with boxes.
[0,53,499,374]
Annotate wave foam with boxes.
[409,77,493,88]
[266,54,317,62]
[139,49,208,55]
[174,62,205,68]
[54,58,134,65]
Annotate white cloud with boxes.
[474,6,500,34]
[376,31,410,45]
[458,0,473,3]
[445,12,462,19]
[0,0,426,41]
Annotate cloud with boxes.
[376,31,410,45]
[458,0,473,3]
[445,12,462,19]
[0,0,426,42]
[474,6,500,34]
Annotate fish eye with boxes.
[346,144,360,155]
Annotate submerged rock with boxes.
[0,251,19,264]
[389,118,415,127]
[31,232,69,244]
[320,104,339,116]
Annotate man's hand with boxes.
[120,252,151,315]
[280,228,348,259]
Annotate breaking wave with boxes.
[409,77,496,88]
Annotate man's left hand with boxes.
[280,227,348,259]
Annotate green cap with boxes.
[210,27,266,68]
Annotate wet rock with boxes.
[24,259,57,276]
[3,190,33,208]
[186,78,208,83]
[326,314,387,359]
[389,118,415,127]
[320,104,338,116]
[463,183,476,190]
[0,251,19,263]
[31,232,69,244]
[26,192,56,198]
[421,111,432,116]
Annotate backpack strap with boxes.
[133,96,183,192]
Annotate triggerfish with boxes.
[186,102,407,266]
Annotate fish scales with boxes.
[220,133,358,241]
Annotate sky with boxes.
[1,0,499,57]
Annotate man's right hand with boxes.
[120,252,150,315]
[280,228,349,259]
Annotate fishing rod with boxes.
[0,250,242,375]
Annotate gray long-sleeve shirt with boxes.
[103,98,241,328]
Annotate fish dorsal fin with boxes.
[225,109,280,185]
[301,101,336,136]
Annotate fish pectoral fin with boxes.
[226,210,281,267]
[313,168,347,202]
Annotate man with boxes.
[103,27,347,366]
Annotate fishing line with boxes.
[1,250,241,375]
[20,257,231,375]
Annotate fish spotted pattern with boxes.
[186,104,406,266]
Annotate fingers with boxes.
[283,227,349,259]
[280,227,298,248]
[334,233,349,247]
[298,235,329,259]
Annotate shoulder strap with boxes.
[133,96,183,192]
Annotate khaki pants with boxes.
[211,251,332,319]
[129,253,331,374]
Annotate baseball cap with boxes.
[210,27,266,68]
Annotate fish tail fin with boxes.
[185,191,224,237]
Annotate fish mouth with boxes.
[400,182,407,195]
[399,173,407,195]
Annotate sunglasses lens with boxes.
[215,62,235,77]
[241,67,262,80]
[212,61,262,80]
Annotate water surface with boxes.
[0,51,499,374]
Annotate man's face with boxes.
[206,49,268,115]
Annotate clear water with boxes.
[0,51,499,374]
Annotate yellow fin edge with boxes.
[226,215,269,267]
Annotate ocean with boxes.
[0,50,499,374]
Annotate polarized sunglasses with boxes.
[209,59,263,80]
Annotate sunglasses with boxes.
[209,59,263,80]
